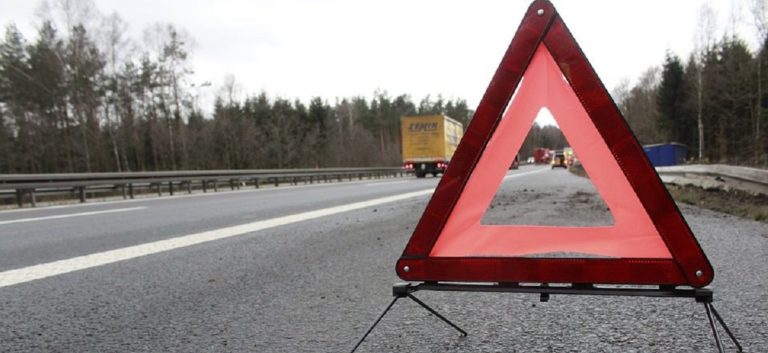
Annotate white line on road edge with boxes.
[503,167,548,181]
[0,207,146,226]
[0,189,434,288]
[365,181,408,186]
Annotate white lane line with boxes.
[503,167,548,181]
[0,207,146,226]
[0,189,434,288]
[365,181,408,186]
[363,168,544,187]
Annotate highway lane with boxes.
[0,173,450,271]
[0,165,766,352]
[0,166,550,273]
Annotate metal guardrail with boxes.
[4,164,764,208]
[0,167,410,207]
[656,164,768,196]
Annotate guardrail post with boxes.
[157,183,162,196]
[15,189,23,207]
[29,189,36,207]
[202,180,207,193]
[309,176,314,184]
[338,174,342,182]
[273,177,279,187]
[253,178,260,189]
[186,181,192,194]
[128,184,134,199]
[78,186,86,203]
[213,181,218,192]
[229,179,235,191]
[121,185,127,199]
[169,182,174,196]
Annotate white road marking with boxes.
[503,167,548,181]
[365,181,409,186]
[0,189,434,288]
[0,207,146,226]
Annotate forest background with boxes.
[1,1,767,173]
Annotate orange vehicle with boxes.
[401,115,463,178]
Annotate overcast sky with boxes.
[1,0,763,117]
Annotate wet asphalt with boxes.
[0,165,766,352]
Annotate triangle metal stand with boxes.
[350,282,743,353]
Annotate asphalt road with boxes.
[0,165,766,352]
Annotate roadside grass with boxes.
[569,163,768,223]
[666,184,768,222]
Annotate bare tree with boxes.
[753,0,767,163]
[694,4,718,160]
[220,74,241,106]
[35,0,99,37]
[615,68,661,144]
[141,23,194,170]
[99,12,130,171]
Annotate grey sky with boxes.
[1,0,762,120]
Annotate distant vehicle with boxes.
[563,147,576,167]
[401,115,464,178]
[526,156,535,164]
[643,143,687,167]
[510,154,520,169]
[533,147,552,164]
[551,152,567,169]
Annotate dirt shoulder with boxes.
[666,184,768,222]
[569,163,768,223]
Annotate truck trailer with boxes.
[532,147,552,164]
[401,115,463,178]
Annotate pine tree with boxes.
[657,53,694,146]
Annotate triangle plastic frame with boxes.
[396,0,714,288]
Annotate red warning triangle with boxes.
[396,0,713,288]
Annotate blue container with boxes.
[643,143,687,167]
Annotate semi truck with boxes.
[401,115,464,178]
[533,147,552,164]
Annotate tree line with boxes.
[615,3,768,166]
[0,3,471,173]
[3,1,767,174]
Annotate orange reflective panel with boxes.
[429,45,671,259]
